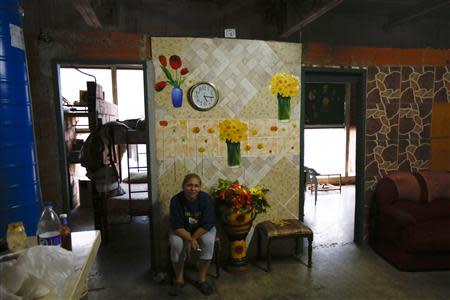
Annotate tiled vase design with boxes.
[226,141,241,167]
[277,94,291,121]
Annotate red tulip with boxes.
[169,55,182,70]
[154,81,167,91]
[158,55,167,67]
[180,67,189,75]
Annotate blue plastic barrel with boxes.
[0,0,41,240]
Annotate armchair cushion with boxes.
[375,172,421,207]
[415,171,450,202]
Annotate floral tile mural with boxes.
[156,118,299,161]
[151,38,302,236]
[154,55,190,108]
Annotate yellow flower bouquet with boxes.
[270,73,300,121]
[218,119,248,167]
[218,119,248,143]
[270,73,300,97]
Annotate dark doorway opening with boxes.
[300,68,366,245]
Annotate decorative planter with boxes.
[222,209,254,272]
[277,94,291,121]
[226,141,241,167]
[171,86,183,108]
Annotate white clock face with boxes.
[189,83,219,111]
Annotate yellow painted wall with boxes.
[431,102,450,171]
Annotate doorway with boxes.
[300,68,366,245]
[53,61,156,266]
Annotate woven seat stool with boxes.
[256,219,313,272]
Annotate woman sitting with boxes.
[169,173,216,296]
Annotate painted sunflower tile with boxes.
[277,120,299,138]
[247,137,277,156]
[248,119,280,137]
[278,137,300,155]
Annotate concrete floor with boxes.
[79,186,450,300]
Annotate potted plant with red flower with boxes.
[211,179,269,272]
[154,55,189,108]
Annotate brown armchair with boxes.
[373,171,450,271]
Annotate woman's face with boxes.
[183,177,201,201]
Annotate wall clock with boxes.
[187,82,219,111]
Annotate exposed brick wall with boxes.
[303,43,450,66]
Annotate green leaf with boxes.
[160,66,176,86]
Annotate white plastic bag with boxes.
[0,245,78,299]
[0,286,22,300]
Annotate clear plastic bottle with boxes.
[36,202,61,246]
[59,214,72,251]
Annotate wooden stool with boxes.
[256,219,313,271]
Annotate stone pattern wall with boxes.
[364,66,450,237]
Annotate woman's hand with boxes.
[187,238,199,258]
[190,238,200,251]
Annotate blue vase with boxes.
[171,87,183,108]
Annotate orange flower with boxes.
[207,128,215,134]
[192,127,200,134]
[231,183,240,189]
[270,126,278,132]
[211,179,269,217]
[159,120,168,127]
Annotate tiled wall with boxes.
[151,37,302,225]
[364,66,450,217]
